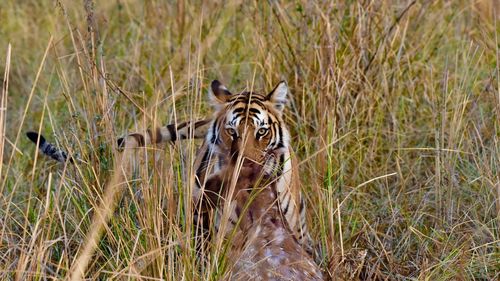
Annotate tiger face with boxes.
[207,80,290,164]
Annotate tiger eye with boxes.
[257,128,269,136]
[226,128,237,137]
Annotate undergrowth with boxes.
[0,0,498,280]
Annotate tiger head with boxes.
[207,80,290,164]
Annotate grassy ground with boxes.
[0,0,499,280]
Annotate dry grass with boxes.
[0,0,499,280]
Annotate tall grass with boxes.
[0,0,498,280]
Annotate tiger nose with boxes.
[240,132,254,148]
[230,136,243,162]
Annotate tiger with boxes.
[117,80,312,252]
[203,140,323,281]
[27,80,313,253]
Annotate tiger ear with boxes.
[266,81,288,112]
[210,80,232,107]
